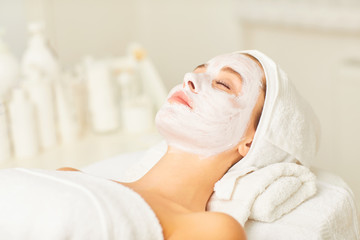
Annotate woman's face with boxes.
[155,53,263,157]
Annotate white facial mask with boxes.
[155,53,263,157]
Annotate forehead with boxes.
[206,53,262,85]
[207,53,249,74]
[194,64,242,80]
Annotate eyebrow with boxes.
[193,64,243,83]
[221,67,243,82]
[193,64,207,70]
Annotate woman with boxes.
[60,52,266,239]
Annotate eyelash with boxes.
[215,80,231,90]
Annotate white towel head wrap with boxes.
[214,50,321,199]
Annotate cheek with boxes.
[229,97,245,109]
[194,91,240,120]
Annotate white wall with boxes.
[37,0,138,67]
[0,0,27,59]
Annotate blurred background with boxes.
[0,0,359,214]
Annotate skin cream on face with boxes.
[155,53,263,157]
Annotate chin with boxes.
[155,106,236,157]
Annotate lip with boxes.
[168,90,193,109]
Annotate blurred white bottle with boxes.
[117,67,138,102]
[0,28,20,98]
[127,43,167,111]
[54,71,86,144]
[0,99,11,163]
[24,71,57,149]
[85,58,119,133]
[21,22,60,82]
[9,88,39,158]
[122,95,154,133]
[55,81,78,144]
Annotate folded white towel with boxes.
[0,168,163,240]
[209,163,316,226]
[245,168,360,240]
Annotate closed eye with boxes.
[215,80,231,90]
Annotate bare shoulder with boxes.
[57,167,80,171]
[170,211,246,240]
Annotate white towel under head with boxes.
[209,162,317,226]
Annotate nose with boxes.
[184,73,200,94]
[187,80,197,93]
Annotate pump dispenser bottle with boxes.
[21,22,60,82]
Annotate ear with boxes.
[237,138,253,157]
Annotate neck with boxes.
[131,146,240,212]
